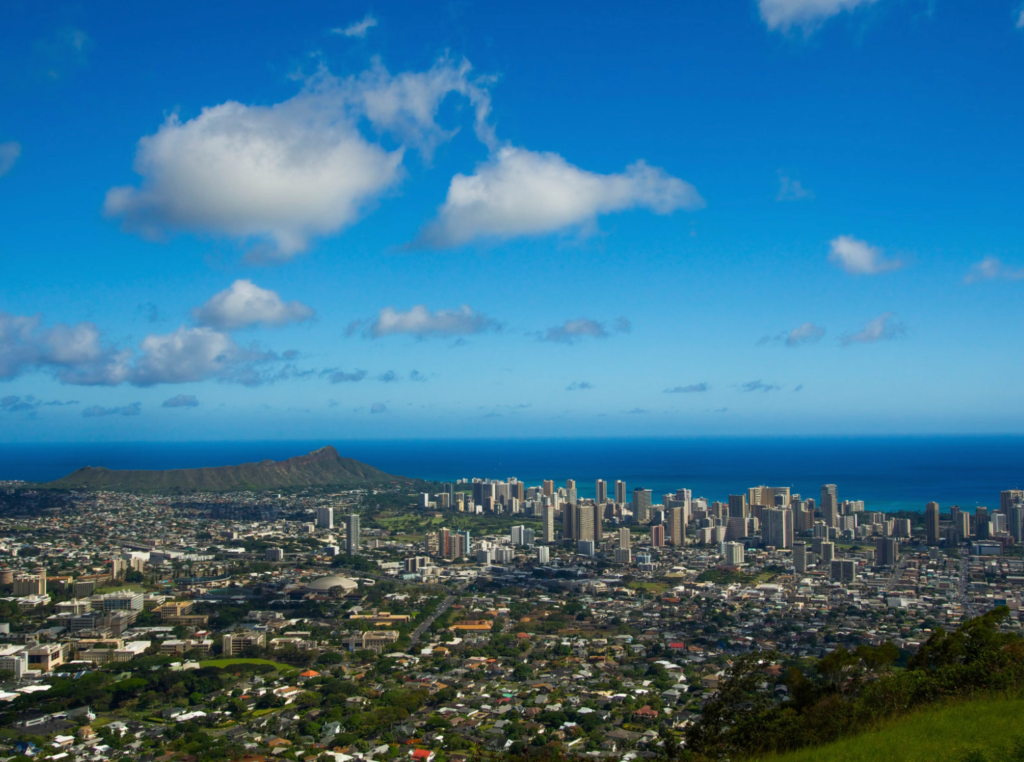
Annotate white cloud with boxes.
[840,312,904,345]
[132,326,269,386]
[162,394,199,408]
[367,305,498,338]
[785,322,826,346]
[193,279,315,330]
[1017,8,1024,28]
[417,146,703,247]
[0,142,21,178]
[828,235,903,275]
[370,402,387,414]
[541,317,631,344]
[334,14,378,38]
[758,0,883,32]
[964,256,1024,284]
[105,57,494,260]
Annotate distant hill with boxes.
[44,446,406,492]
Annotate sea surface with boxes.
[1,437,1023,514]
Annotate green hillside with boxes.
[43,445,408,492]
[750,695,1024,762]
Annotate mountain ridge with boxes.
[42,445,406,492]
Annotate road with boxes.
[410,583,467,645]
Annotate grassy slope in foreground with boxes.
[750,695,1024,762]
[43,445,404,492]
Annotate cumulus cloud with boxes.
[333,15,378,37]
[786,322,826,346]
[133,326,272,386]
[964,256,1024,284]
[758,0,883,32]
[82,402,141,417]
[776,172,814,201]
[162,394,199,408]
[540,316,631,344]
[739,380,781,393]
[105,56,494,260]
[0,142,21,179]
[417,146,703,247]
[324,368,367,383]
[566,381,594,391]
[193,279,315,330]
[840,312,904,345]
[828,235,903,275]
[664,383,708,393]
[370,402,387,414]
[362,304,499,338]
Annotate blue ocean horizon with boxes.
[1,436,1022,514]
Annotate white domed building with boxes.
[305,574,358,594]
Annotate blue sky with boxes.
[2,0,1024,441]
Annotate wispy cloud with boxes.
[566,381,594,391]
[739,380,781,393]
[759,322,826,347]
[82,402,141,417]
[540,317,631,344]
[370,402,387,414]
[1017,7,1024,29]
[193,280,314,330]
[162,394,199,408]
[776,172,814,201]
[964,256,1024,284]
[758,0,883,32]
[333,15,378,38]
[377,370,399,383]
[829,235,903,275]
[323,368,367,384]
[664,383,708,394]
[625,408,647,414]
[840,312,904,345]
[357,305,499,338]
[0,142,21,179]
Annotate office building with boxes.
[577,540,595,557]
[614,547,632,564]
[316,506,334,529]
[975,506,990,539]
[926,502,941,545]
[542,480,554,497]
[223,632,267,656]
[831,559,857,583]
[633,488,653,524]
[12,574,46,597]
[618,527,630,550]
[536,546,550,564]
[576,504,596,543]
[793,541,808,573]
[819,541,835,564]
[265,547,284,562]
[1002,490,1024,512]
[876,537,899,567]
[615,480,626,505]
[725,516,748,541]
[822,484,839,528]
[728,494,747,519]
[596,479,607,504]
[1007,505,1024,544]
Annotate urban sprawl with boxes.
[0,477,1021,761]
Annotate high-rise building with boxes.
[614,547,632,564]
[763,507,793,549]
[975,506,990,539]
[316,506,334,529]
[633,488,653,524]
[723,542,745,566]
[265,547,284,562]
[727,494,747,519]
[821,484,838,528]
[650,524,666,548]
[511,525,528,546]
[793,541,808,573]
[541,503,556,543]
[442,483,455,506]
[831,559,857,583]
[1002,490,1024,512]
[562,501,576,541]
[725,517,748,541]
[596,479,607,504]
[925,502,941,545]
[565,479,577,504]
[819,541,835,564]
[615,480,626,505]
[876,537,899,567]
[618,528,630,550]
[542,480,554,497]
[575,504,596,543]
[667,506,684,546]
[537,546,550,564]
[346,514,361,554]
[12,574,45,596]
[1007,505,1024,544]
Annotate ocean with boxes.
[1,436,1022,513]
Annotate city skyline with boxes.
[3,1,1024,440]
